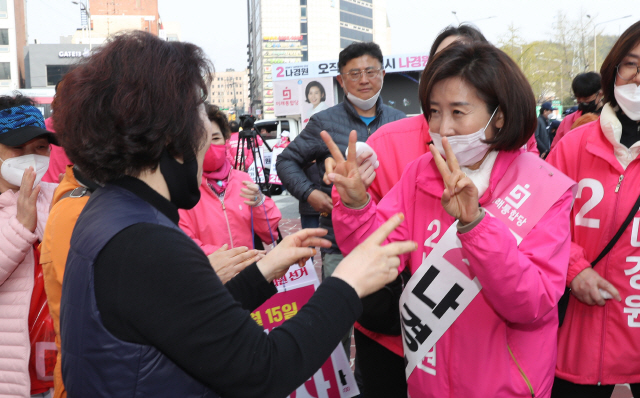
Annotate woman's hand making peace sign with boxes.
[320,130,369,208]
[428,138,482,225]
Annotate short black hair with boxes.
[229,120,240,132]
[338,42,383,73]
[429,24,488,60]
[420,43,536,151]
[0,93,36,110]
[572,72,601,98]
[205,103,230,140]
[305,81,326,103]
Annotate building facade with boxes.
[210,68,250,119]
[248,0,391,119]
[67,0,162,47]
[0,0,26,90]
[24,44,91,89]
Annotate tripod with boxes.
[234,128,271,193]
[235,129,281,249]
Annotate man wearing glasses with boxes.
[278,42,404,285]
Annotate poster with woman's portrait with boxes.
[301,78,334,128]
[274,77,334,128]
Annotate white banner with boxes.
[272,53,429,81]
[400,222,482,379]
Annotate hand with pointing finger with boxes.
[332,213,417,298]
[428,138,480,224]
[324,146,377,189]
[321,130,368,208]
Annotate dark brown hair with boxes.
[419,42,536,151]
[206,103,230,140]
[601,20,640,108]
[54,31,213,183]
[429,24,488,60]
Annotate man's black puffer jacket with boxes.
[276,96,405,253]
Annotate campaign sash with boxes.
[400,152,576,379]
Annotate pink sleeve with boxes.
[566,242,592,286]
[252,196,282,244]
[550,117,571,153]
[0,215,37,285]
[332,174,413,270]
[458,188,573,324]
[178,210,219,256]
[545,135,589,285]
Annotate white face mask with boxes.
[430,108,498,167]
[0,154,50,188]
[346,80,383,111]
[614,82,640,121]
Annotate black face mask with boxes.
[578,96,601,114]
[158,147,201,209]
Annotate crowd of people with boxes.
[0,17,639,398]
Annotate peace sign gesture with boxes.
[320,130,368,208]
[428,138,481,224]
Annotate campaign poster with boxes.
[273,77,334,127]
[250,261,359,398]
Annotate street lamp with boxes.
[468,16,497,23]
[593,15,632,69]
[537,53,564,103]
[451,11,460,25]
[71,1,91,50]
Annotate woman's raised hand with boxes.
[16,167,40,232]
[256,228,331,282]
[332,213,417,298]
[428,138,480,224]
[321,130,368,208]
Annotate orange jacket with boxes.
[40,166,90,398]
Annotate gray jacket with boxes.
[276,96,405,253]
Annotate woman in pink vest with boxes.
[329,42,575,398]
[546,21,640,398]
[179,105,281,282]
[325,24,490,398]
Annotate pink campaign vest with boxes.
[400,153,576,380]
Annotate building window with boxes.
[0,62,10,79]
[46,65,72,86]
[0,29,8,46]
[0,0,6,18]
[340,11,373,28]
[340,27,373,42]
[340,0,372,17]
[301,6,306,17]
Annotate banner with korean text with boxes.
[250,261,360,398]
[272,53,430,82]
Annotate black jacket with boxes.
[535,115,551,154]
[276,96,405,253]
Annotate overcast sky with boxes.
[27,0,638,71]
